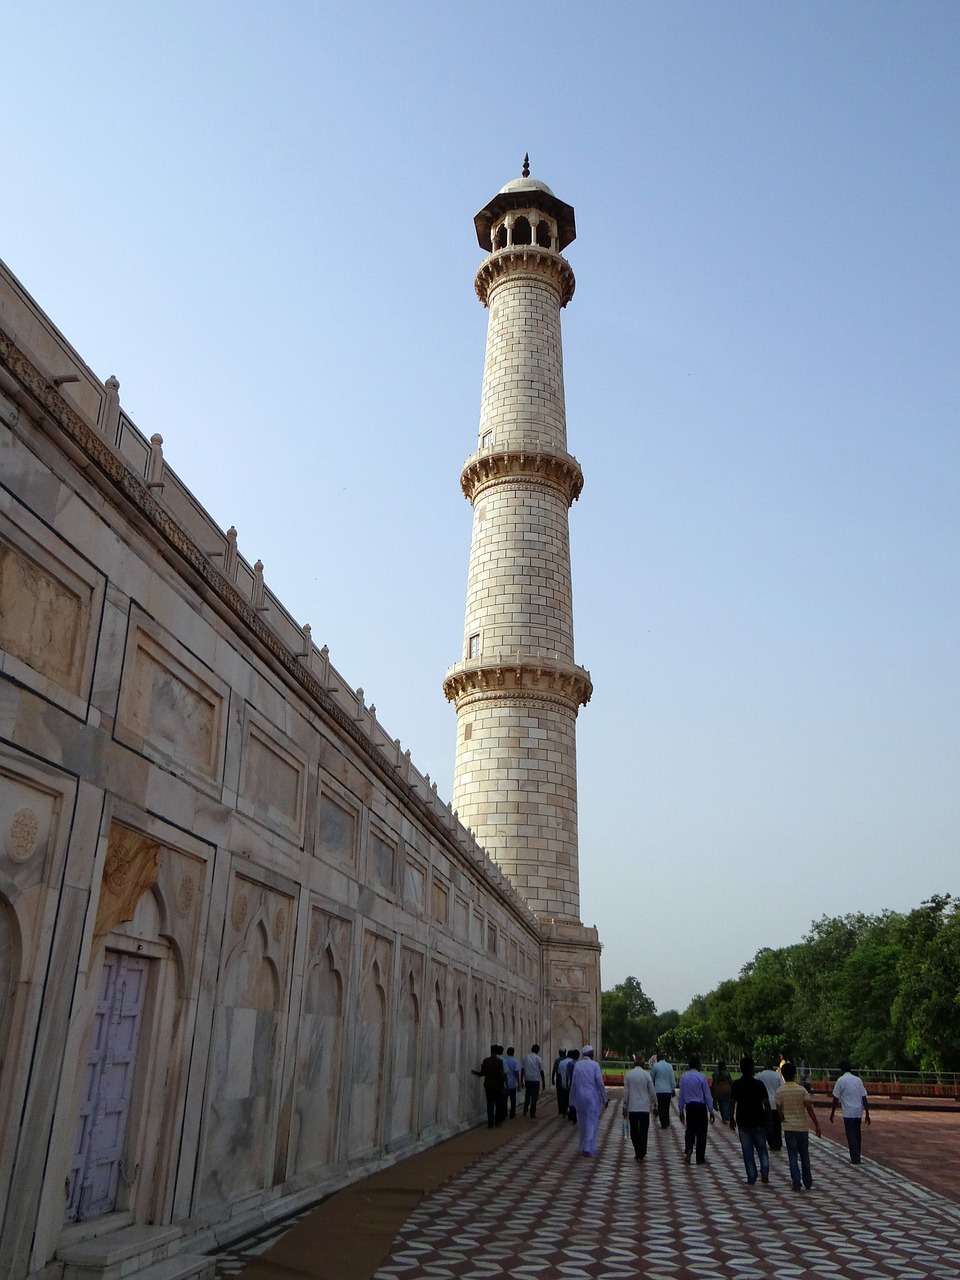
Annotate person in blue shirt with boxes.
[677,1055,716,1164]
[503,1047,522,1119]
[650,1052,677,1128]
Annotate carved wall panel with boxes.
[151,842,207,995]
[115,612,228,792]
[293,909,351,1173]
[454,896,468,938]
[431,876,448,925]
[470,977,484,1069]
[316,786,358,866]
[0,766,64,902]
[348,932,391,1154]
[238,711,307,845]
[391,951,422,1143]
[422,964,445,1131]
[556,1010,586,1054]
[93,824,161,943]
[367,830,395,892]
[551,962,586,990]
[0,499,103,714]
[403,858,425,913]
[447,981,466,1123]
[196,874,292,1210]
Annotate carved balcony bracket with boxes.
[443,655,592,713]
[475,247,576,308]
[460,445,584,505]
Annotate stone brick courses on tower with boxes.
[443,164,600,1048]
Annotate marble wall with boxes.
[0,259,600,1280]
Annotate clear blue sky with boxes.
[5,2,958,1012]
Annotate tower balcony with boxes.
[460,441,583,505]
[443,651,593,711]
[474,246,576,307]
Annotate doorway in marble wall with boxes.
[0,894,18,1087]
[64,950,149,1222]
[0,894,22,1211]
[61,867,184,1232]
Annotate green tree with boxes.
[892,895,960,1070]
[600,976,656,1057]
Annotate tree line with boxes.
[601,894,960,1071]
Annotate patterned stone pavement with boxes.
[217,1102,960,1280]
[372,1106,960,1280]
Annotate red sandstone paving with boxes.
[820,1106,960,1206]
[222,1103,960,1280]
[369,1105,960,1280]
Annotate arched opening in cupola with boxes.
[512,216,532,245]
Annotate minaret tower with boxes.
[444,159,596,955]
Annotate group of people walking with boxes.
[472,1044,547,1127]
[477,1044,871,1193]
[620,1050,870,1192]
[473,1044,611,1156]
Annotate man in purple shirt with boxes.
[677,1054,716,1164]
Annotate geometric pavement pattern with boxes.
[371,1102,960,1280]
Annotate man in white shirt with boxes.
[830,1063,870,1163]
[621,1053,658,1161]
[522,1043,546,1118]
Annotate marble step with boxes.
[59,1224,212,1280]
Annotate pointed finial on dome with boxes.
[522,153,530,178]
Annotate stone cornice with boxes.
[443,656,592,712]
[475,247,576,308]
[460,444,583,506]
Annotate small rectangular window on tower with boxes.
[481,431,493,449]
[468,633,480,660]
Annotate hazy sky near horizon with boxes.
[4,2,958,1012]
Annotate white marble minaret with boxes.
[444,159,600,1047]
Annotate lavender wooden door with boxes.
[64,950,148,1222]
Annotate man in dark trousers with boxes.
[472,1044,506,1128]
[552,1049,569,1115]
[559,1049,579,1123]
[522,1043,546,1118]
[677,1055,716,1164]
[830,1062,871,1163]
[729,1054,772,1185]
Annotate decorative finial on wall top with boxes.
[522,153,530,178]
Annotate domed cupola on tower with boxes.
[474,154,577,256]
